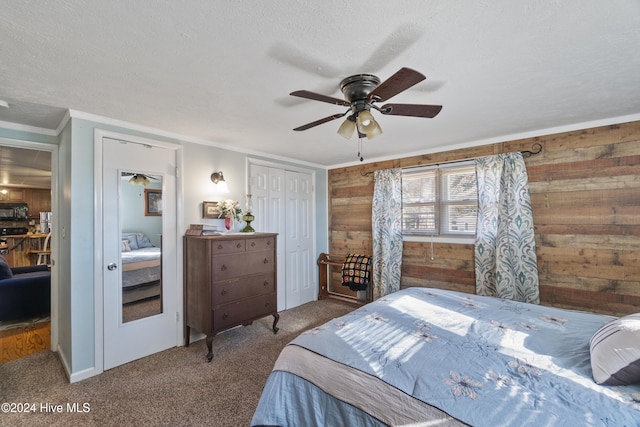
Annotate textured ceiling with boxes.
[1,1,640,169]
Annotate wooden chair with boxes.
[35,232,52,266]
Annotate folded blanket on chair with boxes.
[341,254,371,292]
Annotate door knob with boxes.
[107,262,118,271]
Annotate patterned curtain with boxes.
[474,152,540,304]
[372,168,403,299]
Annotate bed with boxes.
[121,232,161,303]
[251,287,640,426]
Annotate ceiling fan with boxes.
[121,172,159,187]
[290,67,442,140]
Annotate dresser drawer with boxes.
[212,293,276,332]
[211,239,245,254]
[212,250,275,281]
[246,236,276,252]
[212,273,275,306]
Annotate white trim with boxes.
[69,366,101,384]
[93,128,183,379]
[57,345,72,380]
[0,136,59,367]
[93,131,105,377]
[0,120,58,136]
[55,110,71,135]
[329,112,640,169]
[246,156,318,175]
[0,136,56,151]
[69,109,328,170]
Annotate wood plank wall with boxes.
[328,120,640,316]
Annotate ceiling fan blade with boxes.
[380,103,443,118]
[268,43,342,78]
[360,25,423,73]
[290,90,350,107]
[293,112,348,131]
[368,67,426,102]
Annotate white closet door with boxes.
[248,163,315,311]
[284,170,315,309]
[249,164,269,233]
[268,168,286,310]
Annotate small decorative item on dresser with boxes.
[242,212,255,232]
[217,199,243,231]
[242,194,255,232]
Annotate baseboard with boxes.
[56,344,72,381]
[57,343,102,383]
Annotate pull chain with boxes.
[430,239,435,261]
[357,137,364,162]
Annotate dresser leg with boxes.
[205,335,214,362]
[272,313,280,334]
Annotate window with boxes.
[402,161,478,237]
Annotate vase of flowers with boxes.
[217,200,243,231]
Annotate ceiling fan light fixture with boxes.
[129,174,150,186]
[337,117,356,139]
[356,110,376,133]
[366,122,383,139]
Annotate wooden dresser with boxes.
[184,232,279,362]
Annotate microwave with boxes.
[0,203,28,220]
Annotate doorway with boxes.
[95,131,181,371]
[248,160,316,310]
[0,138,57,362]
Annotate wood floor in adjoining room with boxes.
[0,319,50,363]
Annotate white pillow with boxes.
[590,313,640,385]
[121,240,132,252]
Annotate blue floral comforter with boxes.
[252,288,640,426]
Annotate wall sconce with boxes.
[210,171,225,184]
[211,170,229,192]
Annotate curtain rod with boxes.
[360,143,542,176]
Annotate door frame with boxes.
[246,158,317,310]
[93,129,183,375]
[0,137,59,352]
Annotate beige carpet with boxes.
[0,299,355,427]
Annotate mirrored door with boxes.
[121,172,163,323]
[102,137,178,370]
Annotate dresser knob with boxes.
[221,264,227,271]
[218,244,223,249]
[267,240,271,246]
[263,281,268,286]
[236,243,242,248]
[251,242,256,247]
[221,289,228,295]
[222,313,228,319]
[263,258,268,264]
[265,302,270,307]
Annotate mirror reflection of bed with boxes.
[120,171,163,323]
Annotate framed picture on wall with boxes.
[202,201,221,219]
[145,189,162,216]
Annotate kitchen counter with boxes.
[0,234,49,267]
